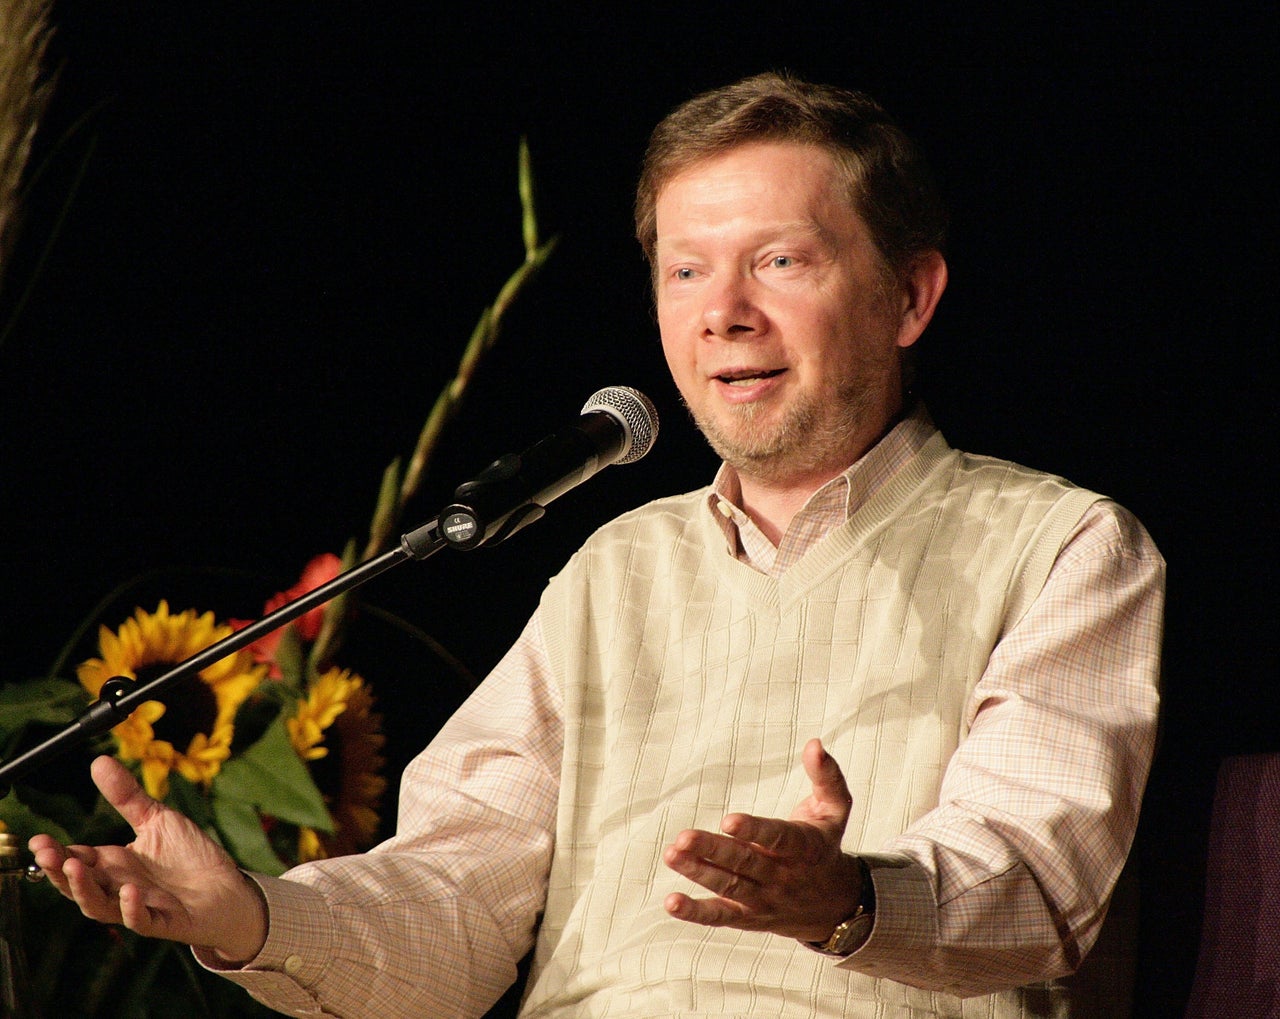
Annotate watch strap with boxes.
[810,856,875,956]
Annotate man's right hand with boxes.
[28,754,268,964]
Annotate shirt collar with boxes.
[705,402,937,575]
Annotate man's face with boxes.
[654,141,916,488]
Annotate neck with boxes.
[731,471,834,547]
[731,401,910,545]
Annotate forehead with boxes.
[654,141,857,246]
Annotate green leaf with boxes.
[7,784,85,840]
[211,797,288,877]
[519,135,538,256]
[164,771,215,831]
[272,625,307,690]
[0,787,72,844]
[229,690,284,755]
[213,715,332,831]
[0,677,89,738]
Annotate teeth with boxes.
[718,369,780,385]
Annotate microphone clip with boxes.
[438,452,549,550]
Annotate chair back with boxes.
[1185,751,1280,1018]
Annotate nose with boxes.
[701,274,764,340]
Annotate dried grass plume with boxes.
[1,0,54,272]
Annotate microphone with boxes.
[427,386,659,551]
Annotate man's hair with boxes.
[634,71,948,287]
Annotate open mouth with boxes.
[716,368,785,387]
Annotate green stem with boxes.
[311,140,557,671]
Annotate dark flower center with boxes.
[135,665,218,748]
[310,724,343,802]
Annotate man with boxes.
[31,72,1164,1017]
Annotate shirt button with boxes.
[716,499,734,519]
[283,954,304,976]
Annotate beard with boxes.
[687,347,900,486]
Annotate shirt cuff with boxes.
[832,853,939,977]
[192,873,337,1016]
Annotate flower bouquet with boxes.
[0,139,556,1016]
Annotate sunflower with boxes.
[77,601,267,799]
[286,666,386,861]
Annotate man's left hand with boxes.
[662,737,863,942]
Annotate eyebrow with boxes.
[656,219,834,254]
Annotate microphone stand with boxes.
[0,514,452,794]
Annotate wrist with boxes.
[809,856,875,957]
[211,872,269,965]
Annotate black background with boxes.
[1,5,1275,1015]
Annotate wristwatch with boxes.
[810,857,876,957]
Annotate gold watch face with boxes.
[828,912,874,955]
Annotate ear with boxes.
[895,250,948,350]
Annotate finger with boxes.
[670,829,757,865]
[90,755,163,834]
[118,882,188,941]
[719,812,820,859]
[800,738,853,822]
[28,837,73,895]
[29,840,103,892]
[28,833,70,869]
[118,883,152,934]
[663,838,763,903]
[62,855,125,925]
[668,827,768,875]
[663,890,750,928]
[28,832,62,856]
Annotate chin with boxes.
[705,429,792,475]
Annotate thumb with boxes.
[90,755,163,834]
[800,738,853,827]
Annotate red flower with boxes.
[264,553,343,640]
[231,553,343,677]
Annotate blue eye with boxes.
[771,255,794,268]
[675,267,696,280]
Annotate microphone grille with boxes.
[581,386,659,464]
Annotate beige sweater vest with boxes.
[522,432,1105,1018]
